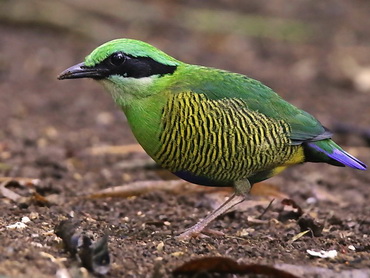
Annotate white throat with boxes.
[99,75,156,106]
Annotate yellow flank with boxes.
[270,166,288,176]
[269,148,304,177]
[283,146,305,165]
[155,92,302,183]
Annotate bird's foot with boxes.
[175,192,247,241]
[175,230,206,241]
[202,228,225,237]
[175,227,225,241]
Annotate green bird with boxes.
[58,39,367,239]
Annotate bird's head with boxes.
[58,39,180,104]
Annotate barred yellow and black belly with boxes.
[154,92,303,186]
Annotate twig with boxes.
[88,180,195,199]
[88,144,146,155]
[256,198,275,220]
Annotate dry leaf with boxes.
[0,177,40,187]
[173,257,300,277]
[297,215,323,237]
[0,181,22,202]
[251,182,289,199]
[278,199,304,222]
[55,219,110,275]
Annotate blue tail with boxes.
[305,140,367,170]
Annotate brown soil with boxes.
[0,1,369,277]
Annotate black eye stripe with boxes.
[91,52,177,79]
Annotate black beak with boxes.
[58,62,108,80]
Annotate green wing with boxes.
[175,65,331,144]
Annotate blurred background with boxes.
[1,0,369,150]
[0,1,369,277]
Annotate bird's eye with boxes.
[110,52,125,66]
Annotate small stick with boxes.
[256,198,275,220]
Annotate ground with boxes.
[0,1,369,277]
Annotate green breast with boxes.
[154,92,300,184]
[123,93,166,159]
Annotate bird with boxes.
[58,39,367,239]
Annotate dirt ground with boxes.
[0,1,369,277]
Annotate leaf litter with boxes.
[1,4,370,276]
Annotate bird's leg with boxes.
[176,180,251,240]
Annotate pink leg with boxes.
[176,193,246,240]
